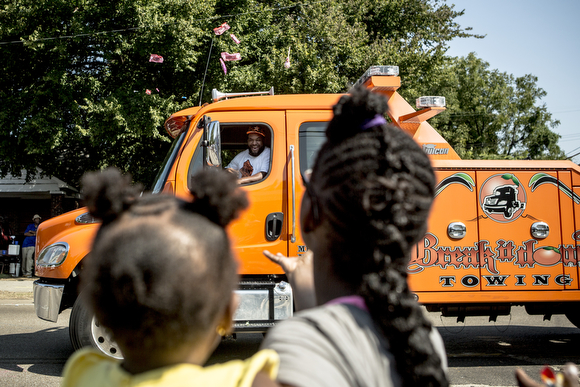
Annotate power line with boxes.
[0,0,331,46]
[566,145,580,157]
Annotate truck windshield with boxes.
[150,131,186,193]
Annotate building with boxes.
[0,170,80,242]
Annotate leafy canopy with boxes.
[429,54,564,160]
[1,0,562,188]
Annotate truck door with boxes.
[476,170,565,291]
[174,111,287,276]
[286,111,333,258]
[559,171,579,290]
[575,180,580,289]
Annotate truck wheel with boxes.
[565,311,580,329]
[69,293,123,359]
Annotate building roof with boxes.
[0,170,79,199]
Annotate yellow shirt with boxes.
[61,348,279,387]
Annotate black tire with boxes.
[565,310,580,329]
[69,293,123,359]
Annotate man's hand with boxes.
[226,167,238,175]
[263,250,316,311]
[240,160,253,177]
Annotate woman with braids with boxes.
[61,168,280,387]
[260,86,449,387]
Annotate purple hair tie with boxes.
[361,114,387,130]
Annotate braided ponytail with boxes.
[310,86,448,387]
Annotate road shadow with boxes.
[0,327,73,377]
[206,333,263,366]
[436,324,580,367]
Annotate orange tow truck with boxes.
[33,66,580,358]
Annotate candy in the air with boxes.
[220,58,227,74]
[214,22,230,36]
[221,52,241,61]
[283,48,291,69]
[149,54,164,63]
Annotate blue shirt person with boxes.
[22,214,41,277]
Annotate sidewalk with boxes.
[0,273,35,298]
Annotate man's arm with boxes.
[24,225,35,237]
[226,151,244,172]
[238,172,264,185]
[226,168,241,178]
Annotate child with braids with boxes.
[61,168,280,387]
[260,86,449,387]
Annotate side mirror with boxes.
[203,120,222,168]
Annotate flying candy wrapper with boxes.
[230,34,240,44]
[220,58,227,74]
[214,22,230,36]
[284,47,291,69]
[149,54,164,63]
[221,52,241,61]
[146,89,152,95]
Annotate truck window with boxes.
[221,123,272,184]
[187,123,273,187]
[299,122,327,175]
[186,140,204,184]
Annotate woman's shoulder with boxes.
[261,305,401,387]
[262,303,378,349]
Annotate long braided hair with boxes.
[309,86,448,387]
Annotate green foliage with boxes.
[0,0,216,185]
[2,0,559,188]
[429,53,565,160]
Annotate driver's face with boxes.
[247,133,265,156]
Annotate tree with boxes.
[428,53,564,160]
[207,0,478,97]
[0,0,478,187]
[0,0,216,186]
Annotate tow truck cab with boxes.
[33,66,580,359]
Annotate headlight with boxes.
[75,212,100,224]
[37,243,69,267]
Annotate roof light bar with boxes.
[416,96,446,109]
[354,65,399,88]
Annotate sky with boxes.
[444,0,580,163]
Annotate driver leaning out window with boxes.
[226,126,270,184]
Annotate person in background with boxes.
[226,126,271,184]
[260,86,449,387]
[0,216,11,252]
[60,168,280,387]
[22,214,41,277]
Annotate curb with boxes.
[0,275,35,298]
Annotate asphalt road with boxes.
[430,311,580,386]
[1,288,579,387]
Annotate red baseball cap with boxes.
[247,126,265,137]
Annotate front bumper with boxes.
[33,280,64,323]
[233,280,293,332]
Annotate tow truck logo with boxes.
[480,174,526,222]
